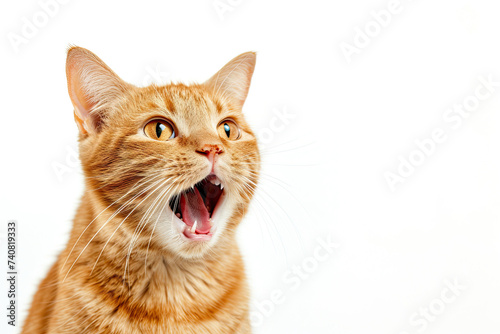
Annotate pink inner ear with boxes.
[66,47,129,135]
[205,52,256,110]
[67,63,96,134]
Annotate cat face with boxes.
[66,47,259,259]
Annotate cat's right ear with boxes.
[66,46,130,135]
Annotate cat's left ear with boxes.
[66,46,131,135]
[204,52,256,110]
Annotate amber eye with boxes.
[217,119,240,140]
[144,119,175,140]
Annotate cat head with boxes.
[66,47,259,259]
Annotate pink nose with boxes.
[196,144,224,162]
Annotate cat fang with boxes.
[169,173,225,241]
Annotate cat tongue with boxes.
[180,188,211,234]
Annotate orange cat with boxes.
[22,47,259,333]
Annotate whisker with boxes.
[64,176,168,282]
[239,173,305,255]
[91,177,174,276]
[124,176,182,284]
[259,141,316,155]
[60,171,166,276]
[144,180,183,276]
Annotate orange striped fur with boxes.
[22,47,259,333]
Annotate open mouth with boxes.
[169,174,225,240]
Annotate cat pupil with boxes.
[224,123,230,137]
[156,122,166,138]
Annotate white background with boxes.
[1,0,500,333]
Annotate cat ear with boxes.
[204,52,256,110]
[66,46,130,135]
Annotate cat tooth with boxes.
[220,183,224,190]
[190,221,197,233]
[209,176,221,186]
[209,218,214,227]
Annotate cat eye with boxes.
[217,119,240,140]
[144,119,176,141]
